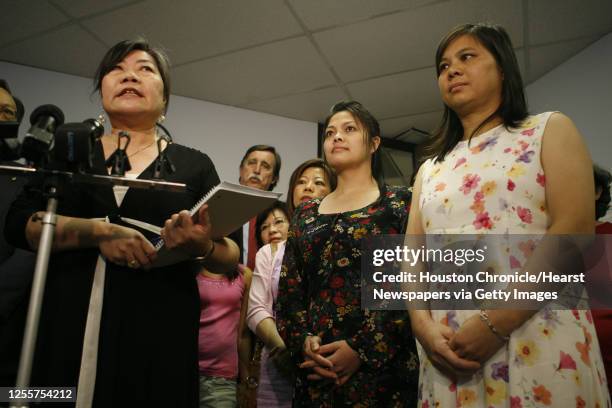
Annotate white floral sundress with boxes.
[417,112,611,407]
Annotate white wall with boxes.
[0,61,317,198]
[526,33,612,170]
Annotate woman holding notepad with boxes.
[4,38,238,406]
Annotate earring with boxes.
[158,114,166,123]
[97,112,106,125]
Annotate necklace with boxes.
[127,138,157,158]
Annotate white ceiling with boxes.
[1,0,611,143]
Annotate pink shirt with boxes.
[197,270,245,379]
[246,242,286,333]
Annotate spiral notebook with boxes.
[152,181,281,267]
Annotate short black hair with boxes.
[255,201,289,248]
[93,37,171,113]
[286,158,336,220]
[323,101,383,183]
[594,164,611,220]
[0,79,24,122]
[239,144,282,190]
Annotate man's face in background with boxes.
[239,150,277,191]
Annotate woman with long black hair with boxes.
[407,23,610,407]
[276,101,418,407]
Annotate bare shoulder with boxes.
[541,112,590,159]
[542,112,581,141]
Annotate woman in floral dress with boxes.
[408,23,610,407]
[275,101,419,407]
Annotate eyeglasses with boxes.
[260,218,288,232]
[0,106,17,121]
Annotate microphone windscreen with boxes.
[29,104,65,126]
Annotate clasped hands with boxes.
[98,204,213,269]
[299,336,361,386]
[418,313,508,381]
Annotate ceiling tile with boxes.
[245,87,347,122]
[380,110,442,137]
[348,66,442,119]
[288,0,443,31]
[51,0,142,19]
[1,0,607,127]
[528,0,612,45]
[0,25,107,77]
[0,1,69,47]
[171,37,337,106]
[81,0,303,65]
[313,0,523,82]
[528,36,600,82]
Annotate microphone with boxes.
[53,118,105,171]
[82,118,105,140]
[22,104,65,164]
[105,131,131,176]
[0,137,21,161]
[152,134,175,179]
[0,120,21,160]
[152,124,175,179]
[0,120,20,139]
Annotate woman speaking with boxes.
[5,38,238,407]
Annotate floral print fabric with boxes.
[276,185,419,407]
[417,112,611,407]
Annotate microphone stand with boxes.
[11,175,59,408]
[0,164,186,408]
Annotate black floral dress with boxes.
[276,184,419,407]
